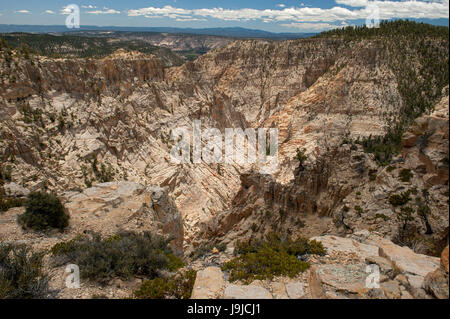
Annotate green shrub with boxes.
[50,231,182,283]
[222,233,326,284]
[361,129,403,167]
[0,164,12,185]
[374,214,390,221]
[386,165,396,173]
[166,253,185,272]
[369,169,378,181]
[17,192,69,231]
[389,191,412,207]
[134,270,197,299]
[399,206,415,219]
[295,148,308,170]
[0,243,49,299]
[399,169,414,183]
[354,205,365,215]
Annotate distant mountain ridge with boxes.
[0,24,315,39]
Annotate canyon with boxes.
[0,22,448,299]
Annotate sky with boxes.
[0,0,448,33]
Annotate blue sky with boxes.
[0,1,448,32]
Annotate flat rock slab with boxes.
[191,267,226,299]
[223,284,273,299]
[378,242,440,277]
[311,235,379,260]
[309,263,369,299]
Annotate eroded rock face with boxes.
[0,35,448,300]
[3,39,446,252]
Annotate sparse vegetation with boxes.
[386,165,396,173]
[50,231,182,283]
[134,269,197,299]
[295,148,308,171]
[354,205,365,215]
[369,169,378,181]
[0,243,49,299]
[0,33,185,66]
[17,192,69,231]
[81,154,115,187]
[0,164,12,185]
[374,214,390,221]
[323,20,449,166]
[389,190,412,207]
[399,169,414,183]
[222,233,326,284]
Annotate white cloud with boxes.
[15,10,31,14]
[44,10,55,14]
[127,1,449,23]
[87,9,121,15]
[277,4,286,8]
[175,17,207,22]
[335,0,371,7]
[81,5,97,9]
[60,6,72,15]
[128,6,191,18]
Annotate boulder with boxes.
[3,182,30,197]
[380,280,402,299]
[405,274,425,290]
[191,267,226,299]
[423,268,449,299]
